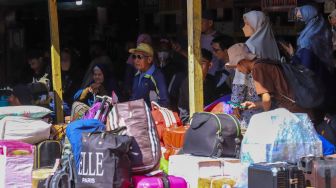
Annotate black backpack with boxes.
[257,59,325,109]
[182,112,242,158]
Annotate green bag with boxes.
[159,157,169,174]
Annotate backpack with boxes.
[108,99,161,174]
[182,112,242,158]
[257,60,325,108]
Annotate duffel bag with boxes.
[109,99,161,174]
[182,112,242,158]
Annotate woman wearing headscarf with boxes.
[230,10,281,125]
[74,63,119,106]
[282,5,336,119]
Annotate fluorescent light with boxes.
[75,0,82,6]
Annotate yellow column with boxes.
[48,0,64,123]
[187,0,203,115]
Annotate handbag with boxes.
[76,127,132,188]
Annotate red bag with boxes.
[151,102,182,145]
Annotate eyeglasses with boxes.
[132,54,148,60]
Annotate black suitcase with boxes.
[248,162,305,188]
[34,140,62,169]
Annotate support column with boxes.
[187,0,203,116]
[48,0,64,123]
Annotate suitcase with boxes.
[34,140,62,169]
[248,162,305,188]
[132,173,187,188]
[298,156,336,188]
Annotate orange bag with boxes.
[151,102,182,145]
[162,126,189,159]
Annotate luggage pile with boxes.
[0,96,335,188]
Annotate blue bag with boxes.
[319,134,336,156]
[66,119,105,169]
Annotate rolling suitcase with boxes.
[298,156,336,188]
[248,162,305,188]
[132,173,187,188]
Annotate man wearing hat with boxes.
[129,43,170,107]
[227,43,309,114]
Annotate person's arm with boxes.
[231,84,247,119]
[261,93,272,111]
[297,48,315,70]
[178,80,190,125]
[241,92,271,111]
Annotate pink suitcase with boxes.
[132,174,188,188]
[0,140,34,188]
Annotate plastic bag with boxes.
[240,108,322,164]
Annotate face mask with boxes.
[242,24,254,37]
[158,51,169,68]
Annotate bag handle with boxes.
[151,101,161,110]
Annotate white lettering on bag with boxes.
[82,177,95,184]
[78,152,104,177]
[88,152,96,176]
[96,152,104,176]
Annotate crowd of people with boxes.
[6,5,336,129]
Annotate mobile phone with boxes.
[227,101,246,109]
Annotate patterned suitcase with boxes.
[248,162,305,188]
[132,173,187,188]
[298,156,336,188]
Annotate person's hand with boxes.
[279,42,294,56]
[89,83,101,94]
[233,108,241,119]
[241,101,257,109]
